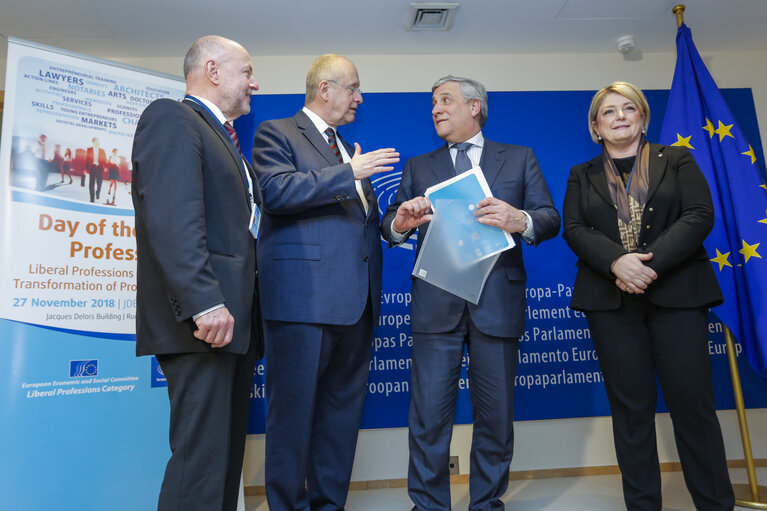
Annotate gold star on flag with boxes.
[762,184,767,192]
[739,240,762,263]
[710,249,732,271]
[703,118,716,138]
[742,145,757,164]
[760,210,767,224]
[715,120,734,141]
[672,133,694,149]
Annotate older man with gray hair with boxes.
[381,75,560,511]
[253,54,399,511]
[132,35,261,511]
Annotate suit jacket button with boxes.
[645,225,651,229]
[363,256,369,262]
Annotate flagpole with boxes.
[671,7,767,507]
[724,328,767,508]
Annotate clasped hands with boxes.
[611,252,657,295]
[393,196,526,234]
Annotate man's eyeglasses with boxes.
[327,79,362,96]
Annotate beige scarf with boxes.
[601,138,650,251]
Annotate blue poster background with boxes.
[236,88,767,433]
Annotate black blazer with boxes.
[562,143,723,312]
[132,98,263,356]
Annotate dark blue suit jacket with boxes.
[252,110,382,325]
[132,98,261,356]
[381,140,560,338]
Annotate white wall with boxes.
[106,50,767,153]
[4,46,766,485]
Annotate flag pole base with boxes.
[733,483,767,509]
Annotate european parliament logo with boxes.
[69,359,98,377]
[150,357,167,388]
[371,171,416,251]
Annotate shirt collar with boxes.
[188,95,227,125]
[449,131,485,149]
[302,106,333,135]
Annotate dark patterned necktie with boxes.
[453,142,473,175]
[223,122,242,156]
[324,128,343,163]
[223,121,254,198]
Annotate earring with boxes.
[597,135,603,141]
[642,127,646,135]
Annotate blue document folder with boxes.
[412,167,515,303]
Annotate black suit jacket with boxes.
[381,140,560,338]
[562,143,723,312]
[131,98,263,356]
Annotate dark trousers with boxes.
[587,296,734,511]
[408,310,519,511]
[156,339,258,511]
[88,164,103,202]
[264,300,373,511]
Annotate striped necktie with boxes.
[223,122,242,156]
[453,142,473,175]
[324,128,343,163]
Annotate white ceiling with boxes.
[1,0,766,60]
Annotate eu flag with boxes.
[659,23,767,379]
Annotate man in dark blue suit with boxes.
[381,76,560,511]
[132,36,261,511]
[252,54,399,511]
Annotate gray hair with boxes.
[183,35,232,79]
[432,75,488,127]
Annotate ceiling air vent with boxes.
[405,3,460,31]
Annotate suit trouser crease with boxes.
[586,296,734,511]
[408,310,518,511]
[264,303,372,511]
[156,340,257,511]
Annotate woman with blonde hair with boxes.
[562,81,734,510]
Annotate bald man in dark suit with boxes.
[131,35,262,511]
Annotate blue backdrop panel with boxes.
[235,88,767,433]
[0,319,168,510]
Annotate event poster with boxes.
[0,38,184,510]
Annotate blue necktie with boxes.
[453,142,473,175]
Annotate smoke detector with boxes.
[406,3,460,31]
[616,35,635,54]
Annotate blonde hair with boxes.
[588,81,650,144]
[305,54,350,103]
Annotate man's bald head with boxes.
[305,54,353,104]
[182,35,258,121]
[183,35,244,80]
